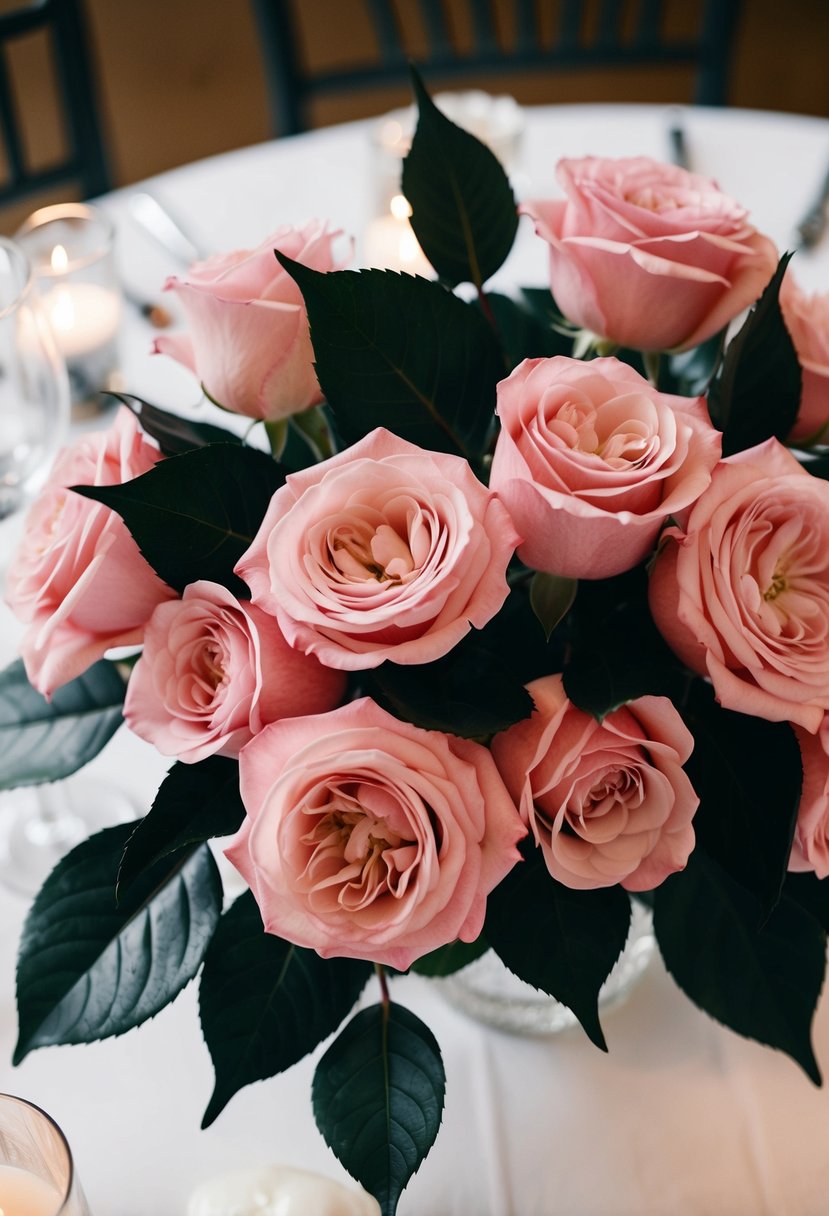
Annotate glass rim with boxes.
[0,237,34,320]
[0,1092,76,1213]
[15,202,115,276]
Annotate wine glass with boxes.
[0,1093,91,1215]
[0,236,134,897]
[0,236,69,524]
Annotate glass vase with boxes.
[439,900,654,1036]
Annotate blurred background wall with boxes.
[0,0,827,230]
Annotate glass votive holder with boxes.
[16,202,122,418]
[0,1093,91,1215]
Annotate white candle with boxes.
[187,1164,380,1216]
[0,1164,62,1216]
[363,194,432,277]
[41,281,120,360]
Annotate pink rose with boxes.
[123,580,346,764]
[649,438,829,734]
[490,674,698,891]
[780,272,829,443]
[489,355,721,579]
[226,697,525,969]
[5,407,175,696]
[789,718,829,877]
[523,156,778,352]
[154,221,349,422]
[235,427,520,670]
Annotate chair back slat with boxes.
[513,0,538,56]
[252,0,742,136]
[417,0,455,61]
[594,0,626,53]
[366,0,409,69]
[634,0,664,51]
[0,0,111,207]
[0,51,25,189]
[468,0,502,58]
[558,0,584,53]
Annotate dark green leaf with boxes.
[15,824,221,1061]
[0,659,124,789]
[481,291,574,369]
[485,843,631,1050]
[654,848,824,1084]
[410,936,488,977]
[529,571,577,641]
[680,680,801,919]
[708,254,801,456]
[105,392,242,455]
[73,443,285,596]
[313,1001,445,1216]
[276,258,502,463]
[366,637,534,738]
[401,67,518,289]
[563,566,685,719]
[784,872,829,934]
[475,580,568,686]
[200,890,371,1126]
[117,757,246,898]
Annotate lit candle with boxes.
[363,194,432,276]
[16,204,123,414]
[0,1164,62,1216]
[41,245,120,360]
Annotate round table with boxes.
[2,102,829,1216]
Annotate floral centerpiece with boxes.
[4,72,829,1215]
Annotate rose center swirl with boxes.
[298,783,424,910]
[317,498,438,590]
[541,393,658,470]
[735,505,829,644]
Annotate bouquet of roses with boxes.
[4,72,829,1215]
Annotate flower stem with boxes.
[375,962,390,1006]
[643,350,661,388]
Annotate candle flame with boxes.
[390,194,412,221]
[50,243,68,273]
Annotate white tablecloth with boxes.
[2,103,829,1216]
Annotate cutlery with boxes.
[795,161,829,249]
[665,109,690,170]
[123,285,172,328]
[127,190,207,266]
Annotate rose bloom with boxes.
[124,580,346,764]
[154,220,348,422]
[649,438,829,734]
[523,156,778,352]
[226,697,526,969]
[5,407,175,696]
[489,355,721,579]
[789,718,829,877]
[235,427,520,670]
[490,674,698,891]
[780,272,829,443]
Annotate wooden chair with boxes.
[0,0,111,206]
[250,0,742,138]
